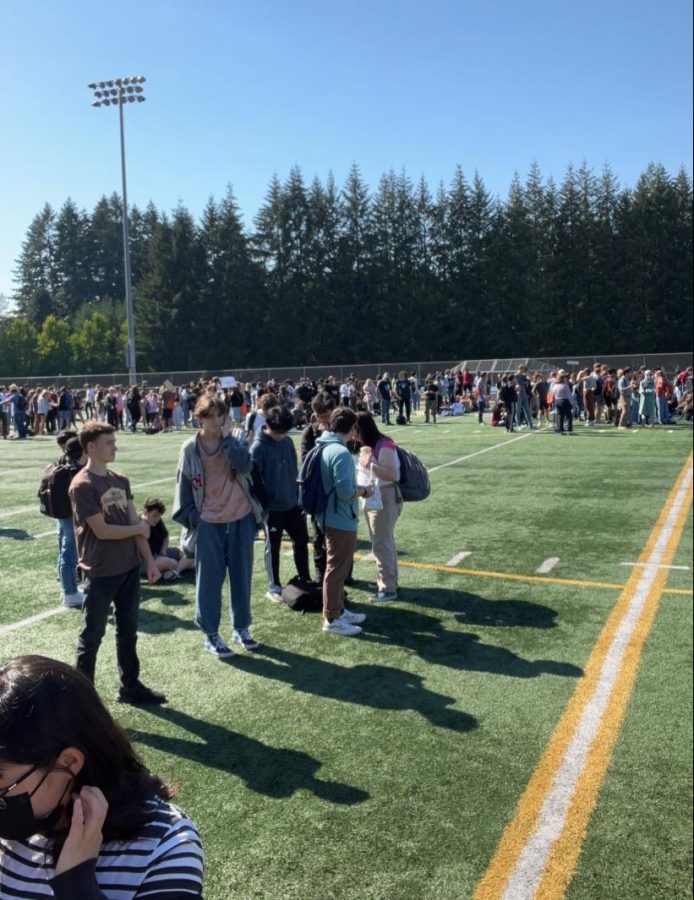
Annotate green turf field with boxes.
[1,415,692,899]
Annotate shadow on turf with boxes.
[360,601,583,679]
[136,590,198,634]
[132,706,370,805]
[400,586,560,629]
[0,527,34,541]
[232,646,478,733]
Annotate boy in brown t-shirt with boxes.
[69,422,167,705]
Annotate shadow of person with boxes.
[136,608,197,635]
[233,645,477,733]
[396,586,559,629]
[0,528,34,541]
[132,705,369,806]
[361,607,583,679]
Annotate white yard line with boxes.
[428,432,532,474]
[620,561,689,571]
[446,551,472,567]
[536,557,560,574]
[0,607,66,638]
[0,505,36,520]
[132,476,176,490]
[0,476,177,522]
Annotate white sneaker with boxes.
[322,618,362,636]
[266,586,283,603]
[340,609,366,625]
[61,592,83,609]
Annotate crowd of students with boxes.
[1,362,691,441]
[492,363,693,432]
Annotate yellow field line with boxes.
[472,452,693,900]
[391,559,692,597]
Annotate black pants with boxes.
[398,398,411,421]
[76,566,140,688]
[0,411,7,439]
[264,507,311,586]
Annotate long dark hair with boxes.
[356,411,387,448]
[0,656,171,856]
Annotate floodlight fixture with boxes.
[87,74,148,384]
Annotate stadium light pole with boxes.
[87,76,146,385]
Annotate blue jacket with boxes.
[316,431,358,532]
[249,431,299,512]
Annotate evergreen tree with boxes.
[88,194,125,305]
[53,198,92,318]
[12,204,57,320]
[129,201,159,288]
[199,187,266,368]
[135,206,206,370]
[302,174,343,362]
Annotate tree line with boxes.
[2,160,691,377]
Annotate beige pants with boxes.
[618,396,631,427]
[365,484,403,592]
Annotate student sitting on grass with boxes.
[0,655,203,898]
[140,497,195,581]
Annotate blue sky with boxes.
[1,0,691,303]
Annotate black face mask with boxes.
[0,762,74,841]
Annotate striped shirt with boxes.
[0,800,203,899]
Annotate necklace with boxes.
[198,434,223,457]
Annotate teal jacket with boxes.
[316,431,358,532]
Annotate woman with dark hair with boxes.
[356,411,403,602]
[0,655,203,898]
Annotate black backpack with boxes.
[38,463,76,519]
[396,447,431,502]
[281,576,323,613]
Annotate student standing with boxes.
[300,392,337,584]
[251,405,311,601]
[356,412,402,602]
[316,408,372,636]
[422,375,439,424]
[173,396,266,659]
[69,423,166,705]
[50,435,86,609]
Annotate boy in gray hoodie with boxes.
[250,406,311,601]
